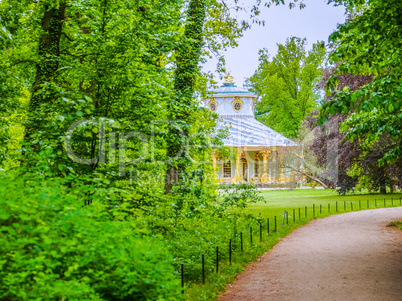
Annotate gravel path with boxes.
[220,208,402,301]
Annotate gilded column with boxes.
[260,150,270,183]
[279,151,285,183]
[233,151,243,183]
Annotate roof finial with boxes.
[223,73,235,85]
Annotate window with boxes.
[285,167,292,178]
[209,99,218,112]
[223,160,231,178]
[231,97,243,112]
[210,102,216,112]
[240,157,248,180]
[254,159,259,177]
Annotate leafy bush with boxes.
[137,182,265,288]
[0,177,182,300]
[355,175,373,192]
[217,182,264,211]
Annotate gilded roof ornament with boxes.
[223,73,235,85]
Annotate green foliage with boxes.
[320,0,402,165]
[388,221,402,230]
[0,176,182,300]
[216,145,237,161]
[355,175,373,192]
[217,182,265,210]
[0,1,337,300]
[249,37,326,138]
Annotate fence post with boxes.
[250,227,253,245]
[359,200,361,210]
[299,208,301,220]
[344,201,346,211]
[367,199,369,209]
[328,203,330,213]
[336,201,338,212]
[240,232,243,252]
[320,204,322,215]
[267,218,269,235]
[384,198,386,207]
[286,211,289,225]
[305,206,307,217]
[313,204,315,217]
[351,202,353,211]
[293,209,295,222]
[274,216,277,232]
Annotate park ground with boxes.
[220,206,402,300]
[188,188,402,300]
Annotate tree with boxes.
[164,0,208,193]
[23,2,66,147]
[309,64,401,194]
[248,37,325,138]
[320,0,402,166]
[1,0,307,200]
[1,0,185,195]
[164,1,308,193]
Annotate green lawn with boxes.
[247,189,402,222]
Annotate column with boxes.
[260,150,270,183]
[234,151,243,183]
[279,151,285,183]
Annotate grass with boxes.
[388,221,402,229]
[247,189,402,220]
[186,189,402,300]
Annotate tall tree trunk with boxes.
[165,0,206,193]
[379,166,387,194]
[24,3,66,145]
[380,182,387,194]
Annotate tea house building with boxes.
[206,75,298,184]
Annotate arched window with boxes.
[208,98,218,113]
[254,159,260,177]
[231,97,243,112]
[223,160,232,178]
[210,102,217,112]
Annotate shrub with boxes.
[0,177,182,300]
[217,182,264,211]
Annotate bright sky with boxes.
[203,0,346,87]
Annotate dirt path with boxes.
[220,208,402,301]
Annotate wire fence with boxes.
[179,196,402,294]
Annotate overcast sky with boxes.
[202,0,346,87]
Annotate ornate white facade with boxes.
[206,75,298,184]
